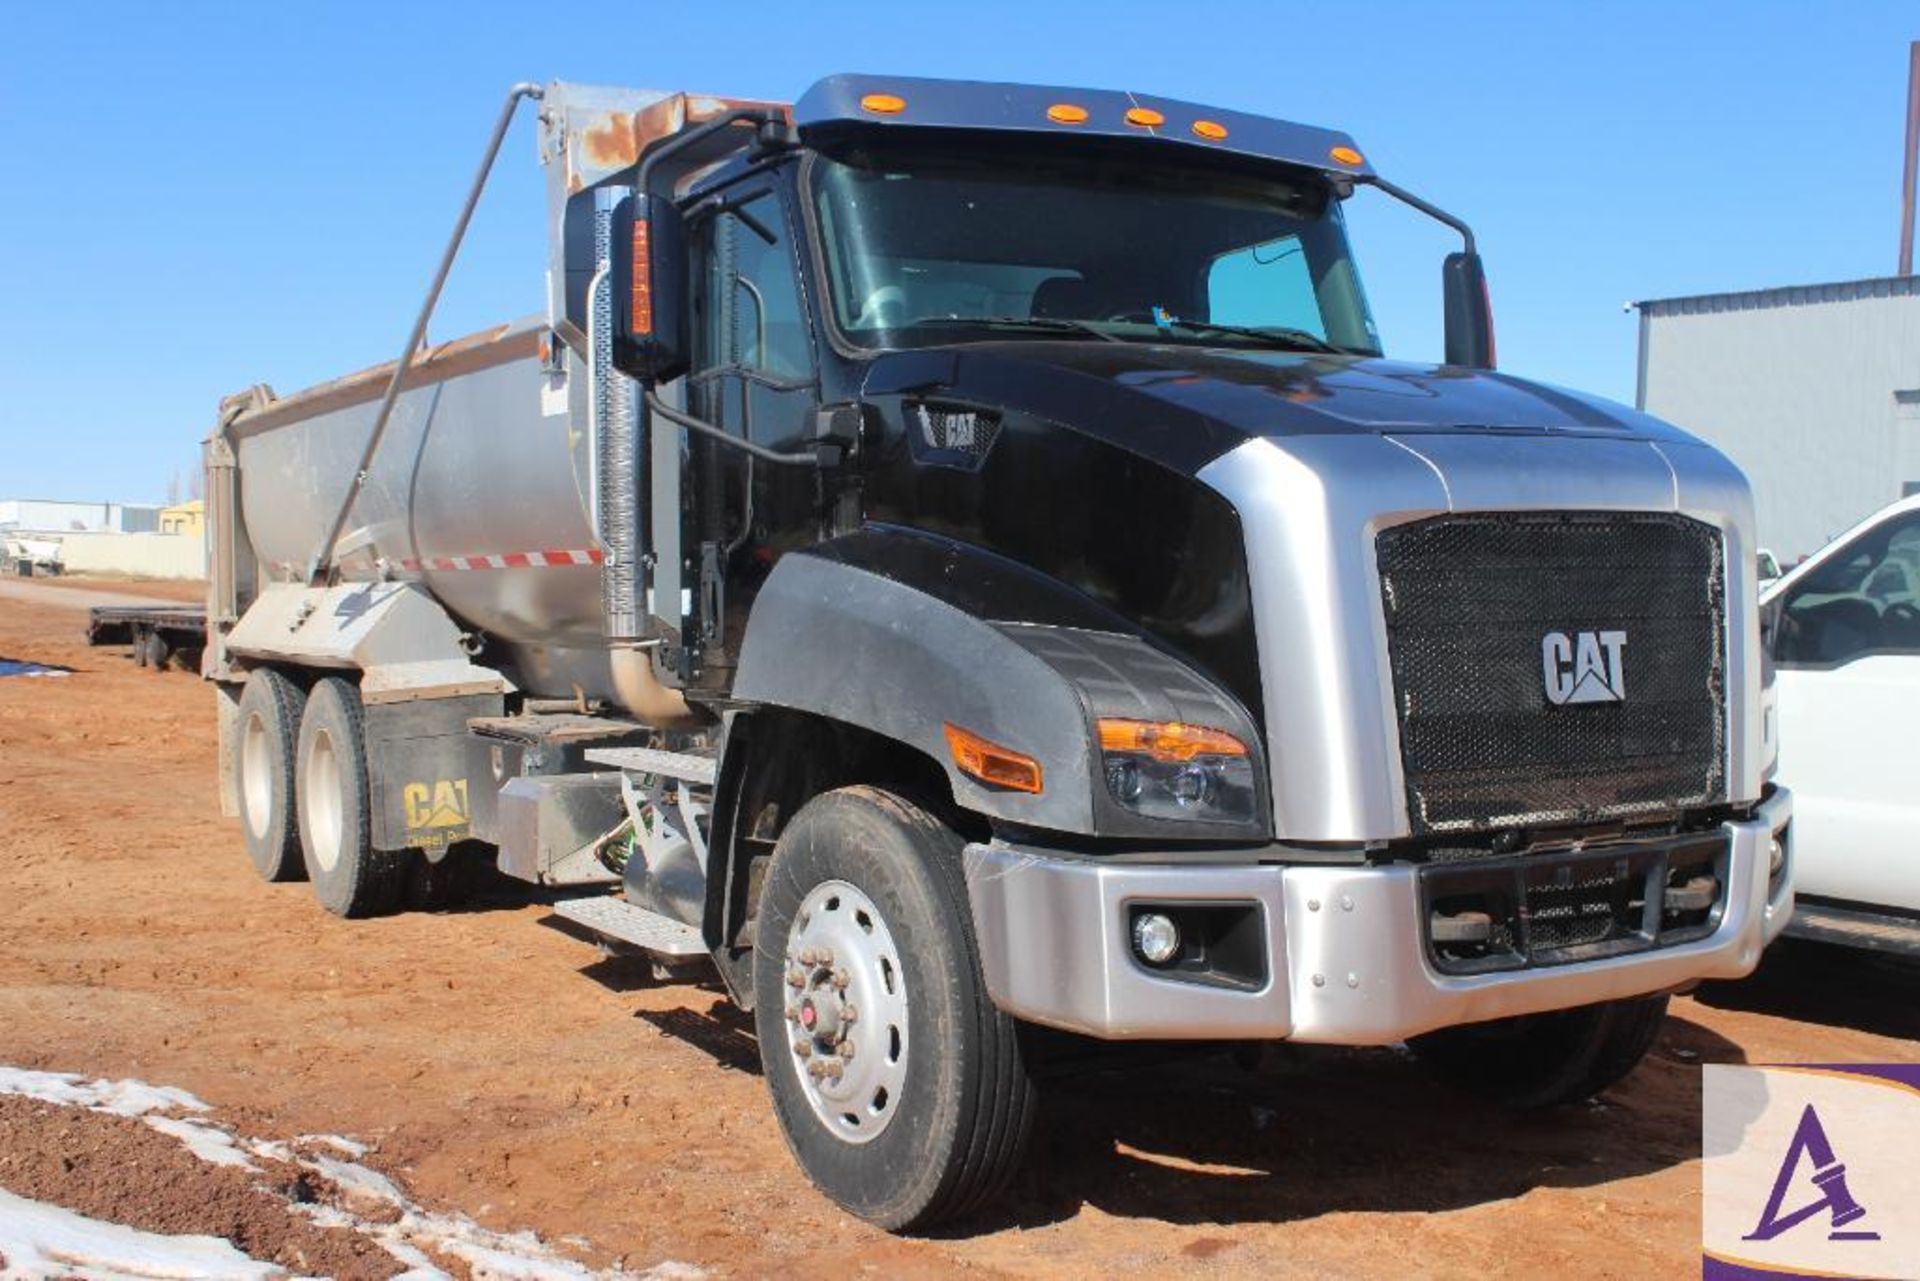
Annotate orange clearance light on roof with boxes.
[1330,145,1364,166]
[1097,719,1249,763]
[1124,106,1165,128]
[860,93,906,115]
[1191,119,1229,140]
[944,723,1044,794]
[1047,102,1089,124]
[629,219,653,335]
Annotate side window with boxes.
[698,190,812,382]
[1778,512,1920,665]
[1206,235,1324,336]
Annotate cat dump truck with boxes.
[205,75,1794,1229]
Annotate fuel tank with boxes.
[225,317,620,699]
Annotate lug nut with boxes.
[784,1005,800,1022]
[807,1060,829,1079]
[837,1039,855,1060]
[840,1003,858,1025]
[786,971,805,988]
[792,1039,811,1058]
[831,968,850,989]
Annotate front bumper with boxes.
[964,787,1792,1044]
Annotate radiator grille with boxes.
[1376,512,1726,834]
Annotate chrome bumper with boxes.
[964,787,1793,1044]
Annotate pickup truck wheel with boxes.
[752,786,1036,1231]
[296,678,406,918]
[1409,994,1670,1109]
[235,669,307,882]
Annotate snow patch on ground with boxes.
[1,1067,707,1280]
[0,1067,258,1173]
[0,1187,279,1280]
[0,1067,209,1118]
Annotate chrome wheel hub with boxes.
[304,728,345,872]
[783,879,909,1144]
[240,710,272,840]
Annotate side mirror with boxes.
[1442,251,1496,370]
[612,193,689,383]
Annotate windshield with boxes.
[809,144,1381,355]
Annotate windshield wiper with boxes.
[1155,318,1342,353]
[907,315,1126,343]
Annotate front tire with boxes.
[752,786,1036,1231]
[1410,994,1670,1108]
[235,669,307,882]
[296,678,406,918]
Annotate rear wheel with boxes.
[1410,994,1670,1108]
[235,669,307,882]
[753,786,1036,1231]
[296,678,406,918]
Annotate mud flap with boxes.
[365,694,504,853]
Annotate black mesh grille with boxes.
[911,403,1000,463]
[1376,512,1726,834]
[1524,862,1641,951]
[1421,834,1727,973]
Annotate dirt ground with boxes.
[2,578,1916,1278]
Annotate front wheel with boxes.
[752,786,1036,1231]
[1409,994,1670,1109]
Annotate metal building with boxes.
[0,498,162,534]
[1635,275,1920,562]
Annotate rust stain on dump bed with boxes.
[570,93,794,191]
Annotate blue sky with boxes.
[1,1,1915,503]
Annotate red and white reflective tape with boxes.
[397,548,604,573]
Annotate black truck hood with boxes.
[861,342,1695,476]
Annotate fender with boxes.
[223,581,506,703]
[731,533,1269,841]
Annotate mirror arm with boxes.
[644,388,826,468]
[636,108,786,196]
[1363,174,1477,256]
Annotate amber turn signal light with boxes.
[1191,119,1229,140]
[860,93,906,115]
[1047,103,1089,124]
[1329,145,1364,166]
[629,219,653,335]
[944,723,1044,794]
[1124,106,1165,128]
[1096,719,1248,763]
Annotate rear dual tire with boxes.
[753,786,1036,1231]
[296,678,407,918]
[236,669,307,882]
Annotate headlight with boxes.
[1097,718,1257,824]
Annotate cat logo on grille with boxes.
[1541,630,1627,705]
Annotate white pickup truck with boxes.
[1765,494,1920,953]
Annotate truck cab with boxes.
[208,73,1793,1231]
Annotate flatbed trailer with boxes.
[87,605,207,672]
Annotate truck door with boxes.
[684,183,822,682]
[1772,507,1920,910]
